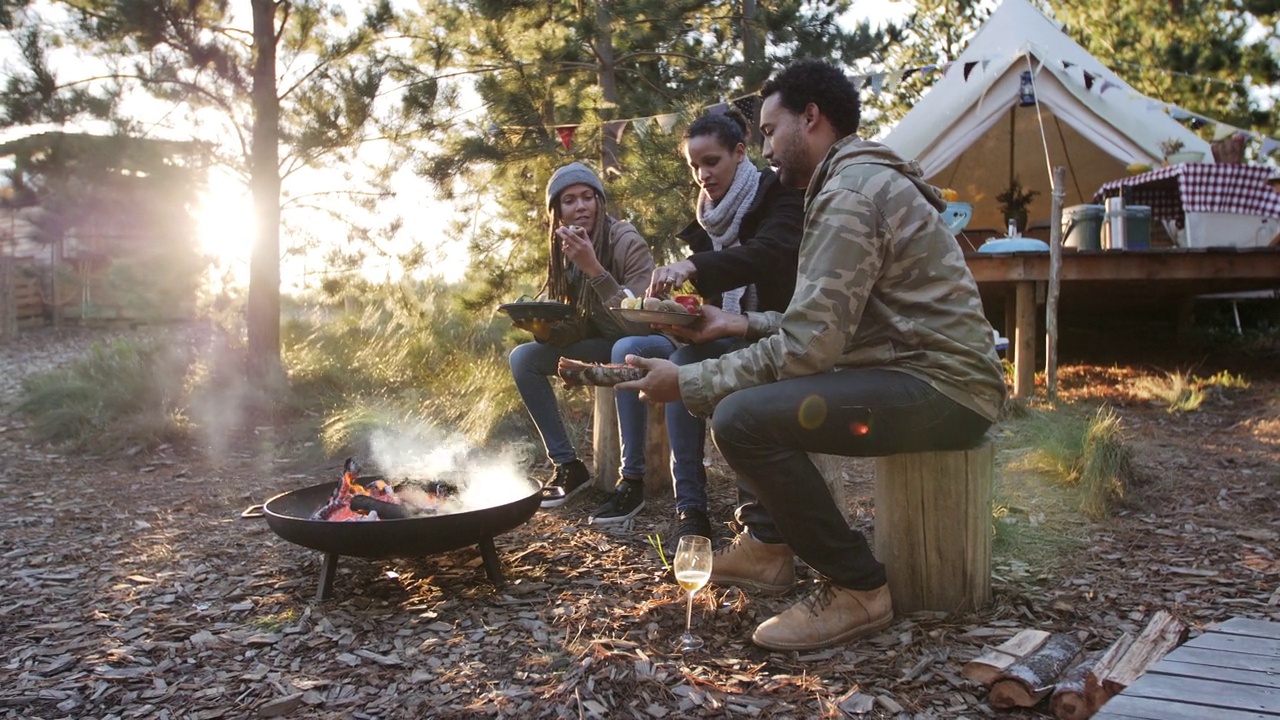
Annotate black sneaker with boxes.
[589,478,645,524]
[540,460,590,508]
[672,507,712,543]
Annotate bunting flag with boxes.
[654,113,679,134]
[607,120,628,145]
[1082,70,1095,91]
[1168,107,1193,120]
[963,61,978,81]
[706,102,729,116]
[1262,137,1280,156]
[555,125,575,151]
[731,95,761,118]
[869,73,885,95]
[1098,79,1118,95]
[1212,123,1238,141]
[1062,60,1075,70]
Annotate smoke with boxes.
[368,421,533,512]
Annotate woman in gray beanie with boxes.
[509,161,657,508]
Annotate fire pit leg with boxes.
[316,552,340,601]
[478,538,505,586]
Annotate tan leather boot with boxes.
[752,583,893,651]
[709,531,796,595]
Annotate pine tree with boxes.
[1050,0,1280,143]
[412,0,896,310]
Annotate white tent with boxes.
[881,0,1211,235]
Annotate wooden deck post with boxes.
[1013,281,1036,400]
[874,441,993,615]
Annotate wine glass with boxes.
[673,535,712,652]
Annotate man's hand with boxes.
[614,356,681,403]
[660,304,748,344]
[556,225,605,277]
[648,259,697,298]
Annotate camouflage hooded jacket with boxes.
[677,137,1007,422]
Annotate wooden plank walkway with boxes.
[1095,617,1280,719]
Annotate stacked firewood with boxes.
[960,611,1187,719]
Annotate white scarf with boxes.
[696,160,760,314]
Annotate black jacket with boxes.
[675,168,804,314]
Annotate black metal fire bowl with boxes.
[252,477,541,600]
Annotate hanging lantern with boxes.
[1019,71,1036,107]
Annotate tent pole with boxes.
[1045,165,1066,402]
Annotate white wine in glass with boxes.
[673,535,712,652]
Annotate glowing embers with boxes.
[311,458,450,521]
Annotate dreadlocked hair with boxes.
[546,190,614,319]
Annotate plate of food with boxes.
[614,308,701,327]
[613,295,703,327]
[496,300,574,322]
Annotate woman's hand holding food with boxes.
[556,225,605,277]
[648,260,697,298]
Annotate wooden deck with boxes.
[1094,617,1280,719]
[964,247,1280,399]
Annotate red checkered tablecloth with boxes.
[1093,163,1280,225]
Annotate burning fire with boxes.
[312,458,410,522]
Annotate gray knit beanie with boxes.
[546,162,606,210]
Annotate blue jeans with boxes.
[709,368,991,590]
[666,339,763,519]
[509,338,614,466]
[611,335,677,481]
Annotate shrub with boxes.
[1015,405,1135,519]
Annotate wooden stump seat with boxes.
[591,388,670,495]
[873,441,994,615]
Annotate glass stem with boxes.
[685,590,694,635]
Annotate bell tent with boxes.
[881,0,1210,236]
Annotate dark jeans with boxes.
[709,368,991,590]
[667,339,766,526]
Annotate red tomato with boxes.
[674,295,702,313]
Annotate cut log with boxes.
[1085,610,1187,711]
[988,632,1083,710]
[1050,650,1103,720]
[962,629,1052,686]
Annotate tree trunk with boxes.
[740,0,764,146]
[594,0,621,176]
[247,0,283,385]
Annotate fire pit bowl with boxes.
[251,476,541,600]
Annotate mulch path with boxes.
[2,330,1278,719]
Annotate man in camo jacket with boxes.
[620,59,1007,651]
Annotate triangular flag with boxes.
[1169,106,1192,120]
[869,73,885,95]
[1144,99,1162,112]
[1099,79,1117,95]
[1261,137,1280,156]
[963,61,978,81]
[1082,70,1095,91]
[731,95,760,118]
[1062,60,1075,70]
[654,113,678,133]
[901,67,918,82]
[883,69,905,91]
[922,63,937,75]
[1212,123,1236,141]
[608,120,628,144]
[556,125,576,150]
[981,59,991,71]
[706,102,728,116]
[1189,116,1208,130]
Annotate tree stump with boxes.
[873,441,993,615]
[809,453,849,523]
[591,388,670,495]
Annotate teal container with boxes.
[1063,204,1104,250]
[1125,205,1152,249]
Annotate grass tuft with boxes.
[17,337,193,451]
[1010,404,1135,519]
